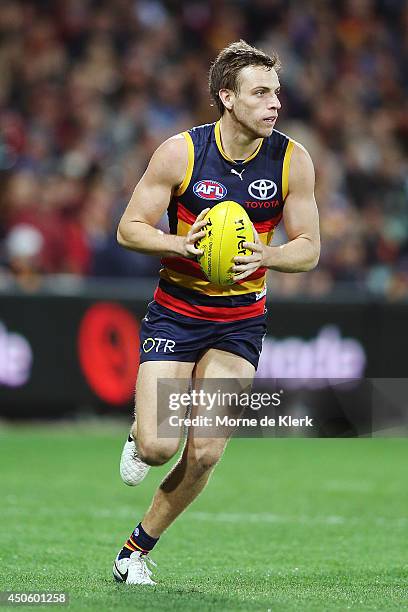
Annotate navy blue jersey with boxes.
[155,120,294,321]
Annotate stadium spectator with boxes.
[0,0,407,299]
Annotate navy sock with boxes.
[118,523,159,559]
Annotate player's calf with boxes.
[183,437,227,479]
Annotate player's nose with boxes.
[269,95,281,110]
[268,95,282,110]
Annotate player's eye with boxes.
[275,88,281,96]
[255,90,265,96]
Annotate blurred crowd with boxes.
[0,0,407,299]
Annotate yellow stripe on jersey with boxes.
[177,218,191,237]
[174,132,195,196]
[160,267,266,296]
[282,139,294,200]
[215,121,263,164]
[244,138,264,163]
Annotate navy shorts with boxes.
[139,301,267,370]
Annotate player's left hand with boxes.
[232,228,265,281]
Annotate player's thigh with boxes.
[135,360,195,451]
[195,348,256,379]
[186,349,256,465]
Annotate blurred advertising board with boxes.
[0,293,407,434]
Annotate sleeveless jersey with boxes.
[154,120,294,322]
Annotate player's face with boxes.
[229,66,281,138]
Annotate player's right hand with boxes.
[182,208,210,258]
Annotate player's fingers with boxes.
[232,263,258,273]
[233,270,254,281]
[252,226,261,244]
[187,225,206,241]
[189,229,206,242]
[189,220,208,236]
[195,208,210,222]
[232,261,256,271]
[243,241,262,253]
[233,254,260,264]
[187,244,203,256]
[194,218,210,230]
[232,258,259,269]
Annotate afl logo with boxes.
[248,179,277,200]
[193,180,227,200]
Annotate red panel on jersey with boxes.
[154,286,265,322]
[177,202,197,225]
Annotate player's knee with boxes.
[138,440,178,466]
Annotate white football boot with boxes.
[113,551,157,585]
[119,432,150,486]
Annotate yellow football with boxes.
[197,201,254,286]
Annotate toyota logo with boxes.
[248,179,277,199]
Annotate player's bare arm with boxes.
[233,143,320,280]
[117,135,209,259]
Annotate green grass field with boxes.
[0,423,407,611]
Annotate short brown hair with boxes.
[209,40,280,115]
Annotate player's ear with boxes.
[218,89,234,111]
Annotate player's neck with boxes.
[218,116,262,162]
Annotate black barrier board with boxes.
[0,295,407,425]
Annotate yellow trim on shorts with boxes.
[282,140,294,201]
[174,132,194,196]
[214,121,263,164]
